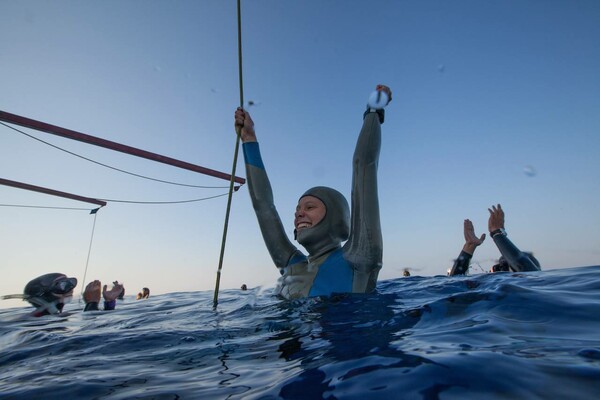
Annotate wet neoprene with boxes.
[243,111,383,299]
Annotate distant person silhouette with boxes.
[136,287,150,300]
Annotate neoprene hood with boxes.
[24,273,77,311]
[296,186,350,257]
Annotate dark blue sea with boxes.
[1,266,600,399]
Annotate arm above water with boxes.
[344,86,391,275]
[448,251,473,276]
[83,280,101,311]
[235,109,300,270]
[488,204,540,272]
[102,282,123,311]
[491,233,540,272]
[449,219,486,276]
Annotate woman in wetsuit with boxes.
[234,85,392,299]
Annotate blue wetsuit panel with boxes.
[243,142,265,169]
[309,248,353,297]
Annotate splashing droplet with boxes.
[523,165,537,177]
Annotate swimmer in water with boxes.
[448,204,541,275]
[22,273,78,317]
[234,85,391,299]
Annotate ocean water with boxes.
[1,266,600,399]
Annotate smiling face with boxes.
[294,195,326,232]
[294,187,349,256]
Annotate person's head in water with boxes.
[294,186,350,256]
[241,284,248,291]
[136,287,150,300]
[403,269,411,277]
[23,273,78,316]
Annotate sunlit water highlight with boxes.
[1,266,600,399]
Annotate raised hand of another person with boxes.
[103,282,124,302]
[463,219,486,255]
[488,204,505,233]
[83,280,102,304]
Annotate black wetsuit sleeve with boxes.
[243,142,300,269]
[84,302,99,311]
[448,250,472,276]
[493,234,540,272]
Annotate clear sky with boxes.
[1,0,599,309]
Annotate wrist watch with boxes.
[490,228,506,238]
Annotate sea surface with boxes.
[1,266,600,399]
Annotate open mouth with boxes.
[296,222,312,230]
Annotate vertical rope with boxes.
[79,209,99,303]
[213,0,244,308]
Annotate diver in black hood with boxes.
[234,85,391,299]
[22,273,78,316]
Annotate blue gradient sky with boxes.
[1,1,599,309]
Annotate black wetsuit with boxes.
[448,231,541,276]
